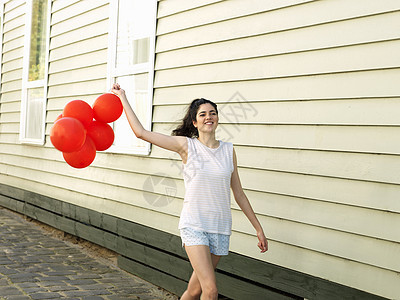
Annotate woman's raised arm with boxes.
[111,83,187,158]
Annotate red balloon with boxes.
[63,136,96,169]
[55,113,63,122]
[92,93,123,123]
[63,100,94,127]
[50,117,86,153]
[86,121,115,151]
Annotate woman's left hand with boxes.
[257,231,268,253]
[111,83,125,98]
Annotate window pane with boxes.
[113,74,149,150]
[25,88,44,139]
[133,37,150,64]
[116,0,153,68]
[29,0,48,81]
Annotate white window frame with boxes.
[107,0,157,155]
[19,0,51,145]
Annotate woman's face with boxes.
[193,103,219,134]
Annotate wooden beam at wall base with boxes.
[0,183,388,300]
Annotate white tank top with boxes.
[178,137,234,235]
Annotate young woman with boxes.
[111,83,268,300]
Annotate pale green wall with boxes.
[0,1,399,298]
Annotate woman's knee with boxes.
[187,285,202,298]
[202,282,218,299]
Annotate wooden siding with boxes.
[153,0,400,299]
[0,0,399,299]
[0,0,25,144]
[1,0,185,245]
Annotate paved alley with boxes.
[0,206,177,300]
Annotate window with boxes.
[20,0,51,144]
[108,0,157,155]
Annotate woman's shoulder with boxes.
[185,137,197,150]
[218,140,233,156]
[219,140,233,148]
[186,137,196,144]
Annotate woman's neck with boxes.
[197,133,219,148]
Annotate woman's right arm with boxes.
[111,83,187,159]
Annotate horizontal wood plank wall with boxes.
[153,0,400,299]
[0,0,399,299]
[0,0,25,143]
[0,0,186,254]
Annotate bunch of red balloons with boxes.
[50,93,123,169]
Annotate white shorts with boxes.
[180,227,230,256]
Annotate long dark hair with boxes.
[172,98,218,137]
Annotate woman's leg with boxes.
[181,252,221,299]
[181,245,221,300]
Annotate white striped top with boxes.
[178,137,234,235]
